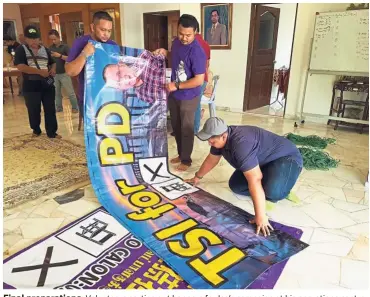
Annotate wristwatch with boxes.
[195,171,203,179]
[175,81,180,90]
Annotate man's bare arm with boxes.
[16,64,45,75]
[197,153,222,177]
[65,42,95,77]
[65,55,86,77]
[179,74,205,89]
[243,165,265,217]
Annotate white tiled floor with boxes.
[247,104,284,117]
[3,89,369,289]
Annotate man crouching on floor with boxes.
[185,117,303,236]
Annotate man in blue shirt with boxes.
[186,117,303,237]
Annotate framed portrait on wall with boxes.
[201,3,233,50]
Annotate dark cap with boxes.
[197,117,228,141]
[24,25,40,39]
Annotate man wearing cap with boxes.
[185,117,303,236]
[14,25,60,138]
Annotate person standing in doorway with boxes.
[14,25,60,138]
[194,19,211,134]
[48,29,79,113]
[154,14,206,171]
[65,11,117,116]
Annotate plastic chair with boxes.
[201,75,219,118]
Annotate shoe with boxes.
[32,131,42,137]
[48,133,62,139]
[72,109,79,114]
[56,108,63,112]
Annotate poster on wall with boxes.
[201,3,233,49]
[80,41,308,289]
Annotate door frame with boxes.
[143,10,180,50]
[242,3,298,114]
[143,13,168,51]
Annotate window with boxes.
[257,12,275,50]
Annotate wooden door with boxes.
[167,11,180,51]
[245,5,280,111]
[143,14,168,52]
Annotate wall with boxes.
[120,3,357,118]
[59,12,83,47]
[120,3,251,111]
[262,4,297,105]
[3,4,23,39]
[285,3,351,118]
[264,4,297,69]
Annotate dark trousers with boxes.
[78,100,84,119]
[24,87,58,137]
[168,94,200,165]
[229,156,302,201]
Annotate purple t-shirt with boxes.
[171,38,206,100]
[66,35,117,102]
[211,126,303,172]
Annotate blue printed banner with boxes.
[83,41,308,289]
[3,42,307,290]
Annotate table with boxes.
[328,80,369,134]
[3,67,22,96]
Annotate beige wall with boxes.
[120,3,356,118]
[120,3,251,111]
[3,3,23,39]
[285,3,351,118]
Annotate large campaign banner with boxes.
[3,208,190,289]
[3,207,303,289]
[81,42,308,289]
[3,42,308,290]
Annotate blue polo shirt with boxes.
[210,126,303,172]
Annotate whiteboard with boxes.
[310,10,369,73]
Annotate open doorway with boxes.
[143,10,180,67]
[47,12,84,48]
[243,3,298,117]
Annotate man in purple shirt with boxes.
[185,117,303,237]
[65,11,117,115]
[154,14,206,172]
